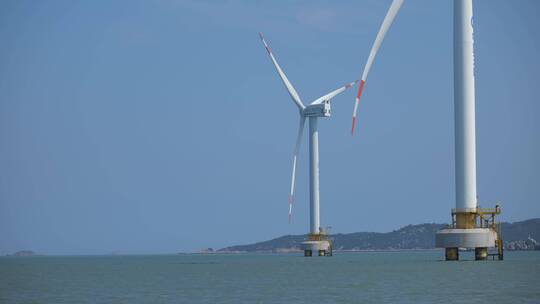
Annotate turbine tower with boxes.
[259,33,356,257]
[350,0,503,261]
[435,0,503,261]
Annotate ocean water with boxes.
[1,251,539,304]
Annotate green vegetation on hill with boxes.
[219,219,540,252]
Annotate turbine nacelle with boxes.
[303,102,331,118]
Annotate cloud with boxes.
[296,7,339,31]
[160,0,389,35]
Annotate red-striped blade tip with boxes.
[345,80,360,89]
[258,32,272,54]
[351,80,366,136]
[356,80,365,98]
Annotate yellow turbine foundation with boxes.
[455,212,476,228]
[445,248,459,261]
[436,205,503,261]
[302,233,332,257]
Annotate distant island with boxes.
[219,219,540,253]
[6,250,37,257]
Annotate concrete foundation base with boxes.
[436,228,497,248]
[436,228,498,261]
[302,240,331,257]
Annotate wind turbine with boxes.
[259,33,356,257]
[350,0,503,261]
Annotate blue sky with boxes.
[1,0,538,254]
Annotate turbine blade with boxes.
[361,0,403,82]
[351,80,365,135]
[311,80,358,105]
[259,33,305,110]
[352,0,403,135]
[289,116,306,223]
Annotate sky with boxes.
[0,0,538,255]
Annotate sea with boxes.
[1,250,539,304]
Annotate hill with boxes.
[219,218,540,253]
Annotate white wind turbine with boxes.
[259,33,356,255]
[350,0,503,260]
